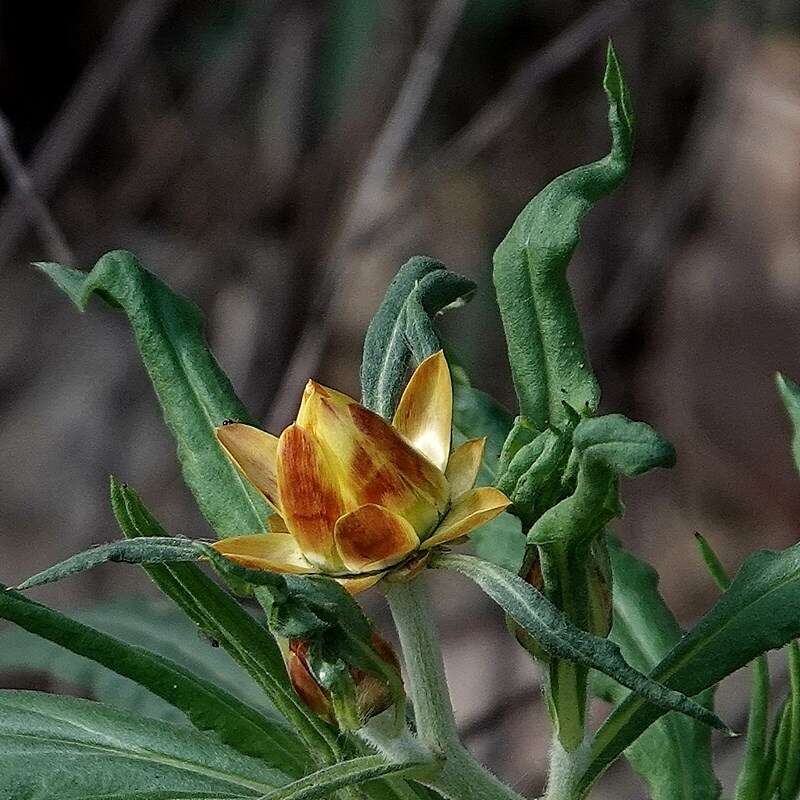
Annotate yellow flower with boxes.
[211,351,510,593]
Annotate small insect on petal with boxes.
[277,424,346,570]
[334,504,420,573]
[216,423,281,511]
[445,437,486,498]
[210,533,316,574]
[392,350,453,472]
[421,486,511,549]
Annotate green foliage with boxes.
[205,549,406,731]
[257,754,432,800]
[0,690,288,799]
[593,538,720,800]
[777,372,800,476]
[37,251,270,538]
[0,596,270,724]
[16,536,204,590]
[360,256,474,418]
[583,541,800,794]
[528,414,675,546]
[0,587,306,774]
[431,551,728,733]
[107,479,336,761]
[492,43,633,430]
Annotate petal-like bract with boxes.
[210,532,316,573]
[216,423,281,511]
[277,424,346,570]
[297,381,449,536]
[336,574,384,595]
[392,351,453,471]
[334,504,419,573]
[445,437,486,498]
[421,486,511,549]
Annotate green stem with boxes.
[539,542,591,751]
[384,576,525,800]
[544,737,590,800]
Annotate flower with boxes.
[211,350,511,593]
[287,632,400,728]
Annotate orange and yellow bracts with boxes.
[211,351,510,594]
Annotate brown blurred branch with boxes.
[0,111,74,264]
[265,0,468,428]
[592,12,753,357]
[352,0,657,258]
[0,0,177,266]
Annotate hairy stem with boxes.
[544,737,590,800]
[384,576,525,800]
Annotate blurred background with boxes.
[1,0,800,796]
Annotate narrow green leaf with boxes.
[255,754,430,800]
[0,690,287,798]
[692,534,763,800]
[779,642,800,799]
[693,533,731,593]
[0,587,307,774]
[766,699,793,800]
[492,42,633,429]
[777,372,800,476]
[109,479,341,764]
[431,551,729,733]
[582,542,800,794]
[36,251,270,537]
[16,536,204,590]
[593,539,721,800]
[0,596,275,725]
[733,656,770,800]
[360,257,474,418]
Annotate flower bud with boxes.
[287,633,401,730]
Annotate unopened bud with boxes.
[287,633,401,730]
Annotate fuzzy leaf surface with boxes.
[583,542,800,793]
[0,691,288,799]
[37,251,269,537]
[432,552,728,733]
[360,256,474,418]
[492,43,633,429]
[0,588,306,774]
[593,539,720,800]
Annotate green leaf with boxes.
[528,414,674,546]
[492,42,633,429]
[777,372,800,477]
[16,536,205,590]
[0,596,273,725]
[255,754,431,800]
[403,270,475,365]
[451,383,525,571]
[0,690,287,798]
[109,479,341,764]
[36,251,270,537]
[692,534,762,800]
[593,539,721,800]
[778,642,800,800]
[571,414,676,477]
[582,541,800,795]
[0,587,307,774]
[360,257,475,418]
[430,551,728,733]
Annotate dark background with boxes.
[1,1,799,796]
